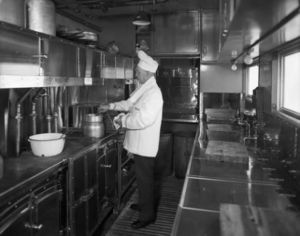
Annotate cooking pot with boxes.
[0,0,25,27]
[83,113,105,138]
[28,133,65,157]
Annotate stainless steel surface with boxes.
[84,113,103,122]
[0,0,25,27]
[0,26,40,76]
[0,22,133,89]
[82,48,101,79]
[172,208,220,236]
[189,158,277,184]
[219,0,300,63]
[0,75,87,88]
[200,64,242,93]
[43,38,77,77]
[83,114,105,138]
[27,0,56,36]
[152,11,201,55]
[201,10,220,61]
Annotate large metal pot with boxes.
[27,0,56,35]
[0,0,25,27]
[83,113,105,138]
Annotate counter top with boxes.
[220,203,300,236]
[0,131,118,200]
[171,123,295,236]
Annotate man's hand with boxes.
[98,104,110,113]
[113,113,125,129]
[114,116,122,127]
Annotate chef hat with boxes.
[137,50,158,73]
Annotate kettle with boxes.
[83,113,105,138]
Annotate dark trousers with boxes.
[134,154,162,222]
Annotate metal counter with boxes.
[0,132,118,200]
[171,124,293,236]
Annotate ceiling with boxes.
[53,0,300,63]
[53,0,219,31]
[219,0,300,63]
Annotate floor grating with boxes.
[105,176,184,236]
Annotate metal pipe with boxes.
[53,111,58,133]
[15,104,22,157]
[46,114,52,133]
[17,89,33,105]
[233,6,300,64]
[31,103,37,135]
[15,89,34,157]
[30,88,45,135]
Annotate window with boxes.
[281,51,300,116]
[247,65,259,95]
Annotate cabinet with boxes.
[135,11,201,56]
[0,171,64,236]
[152,11,200,55]
[68,138,119,236]
[68,148,98,236]
[119,150,135,200]
[156,57,200,122]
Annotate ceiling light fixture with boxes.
[132,11,151,26]
[243,53,253,65]
[231,63,238,71]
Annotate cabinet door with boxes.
[105,142,118,199]
[98,155,106,204]
[0,205,31,236]
[152,11,200,54]
[72,156,85,202]
[86,149,97,189]
[35,188,62,236]
[87,192,98,233]
[74,202,87,236]
[72,189,98,236]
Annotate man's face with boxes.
[135,66,148,84]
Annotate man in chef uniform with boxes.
[99,49,163,229]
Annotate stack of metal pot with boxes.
[83,113,105,138]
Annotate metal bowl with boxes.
[28,133,65,157]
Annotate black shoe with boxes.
[131,219,155,229]
[130,203,140,211]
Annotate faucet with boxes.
[30,88,47,135]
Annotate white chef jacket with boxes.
[109,77,163,157]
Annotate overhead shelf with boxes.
[0,21,134,89]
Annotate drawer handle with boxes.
[32,54,48,59]
[80,189,94,202]
[101,164,112,168]
[24,222,43,230]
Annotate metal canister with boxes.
[83,114,105,138]
[0,0,25,27]
[27,0,56,35]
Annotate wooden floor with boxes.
[105,176,184,236]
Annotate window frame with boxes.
[278,48,300,120]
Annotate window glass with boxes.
[282,52,300,114]
[247,65,259,95]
